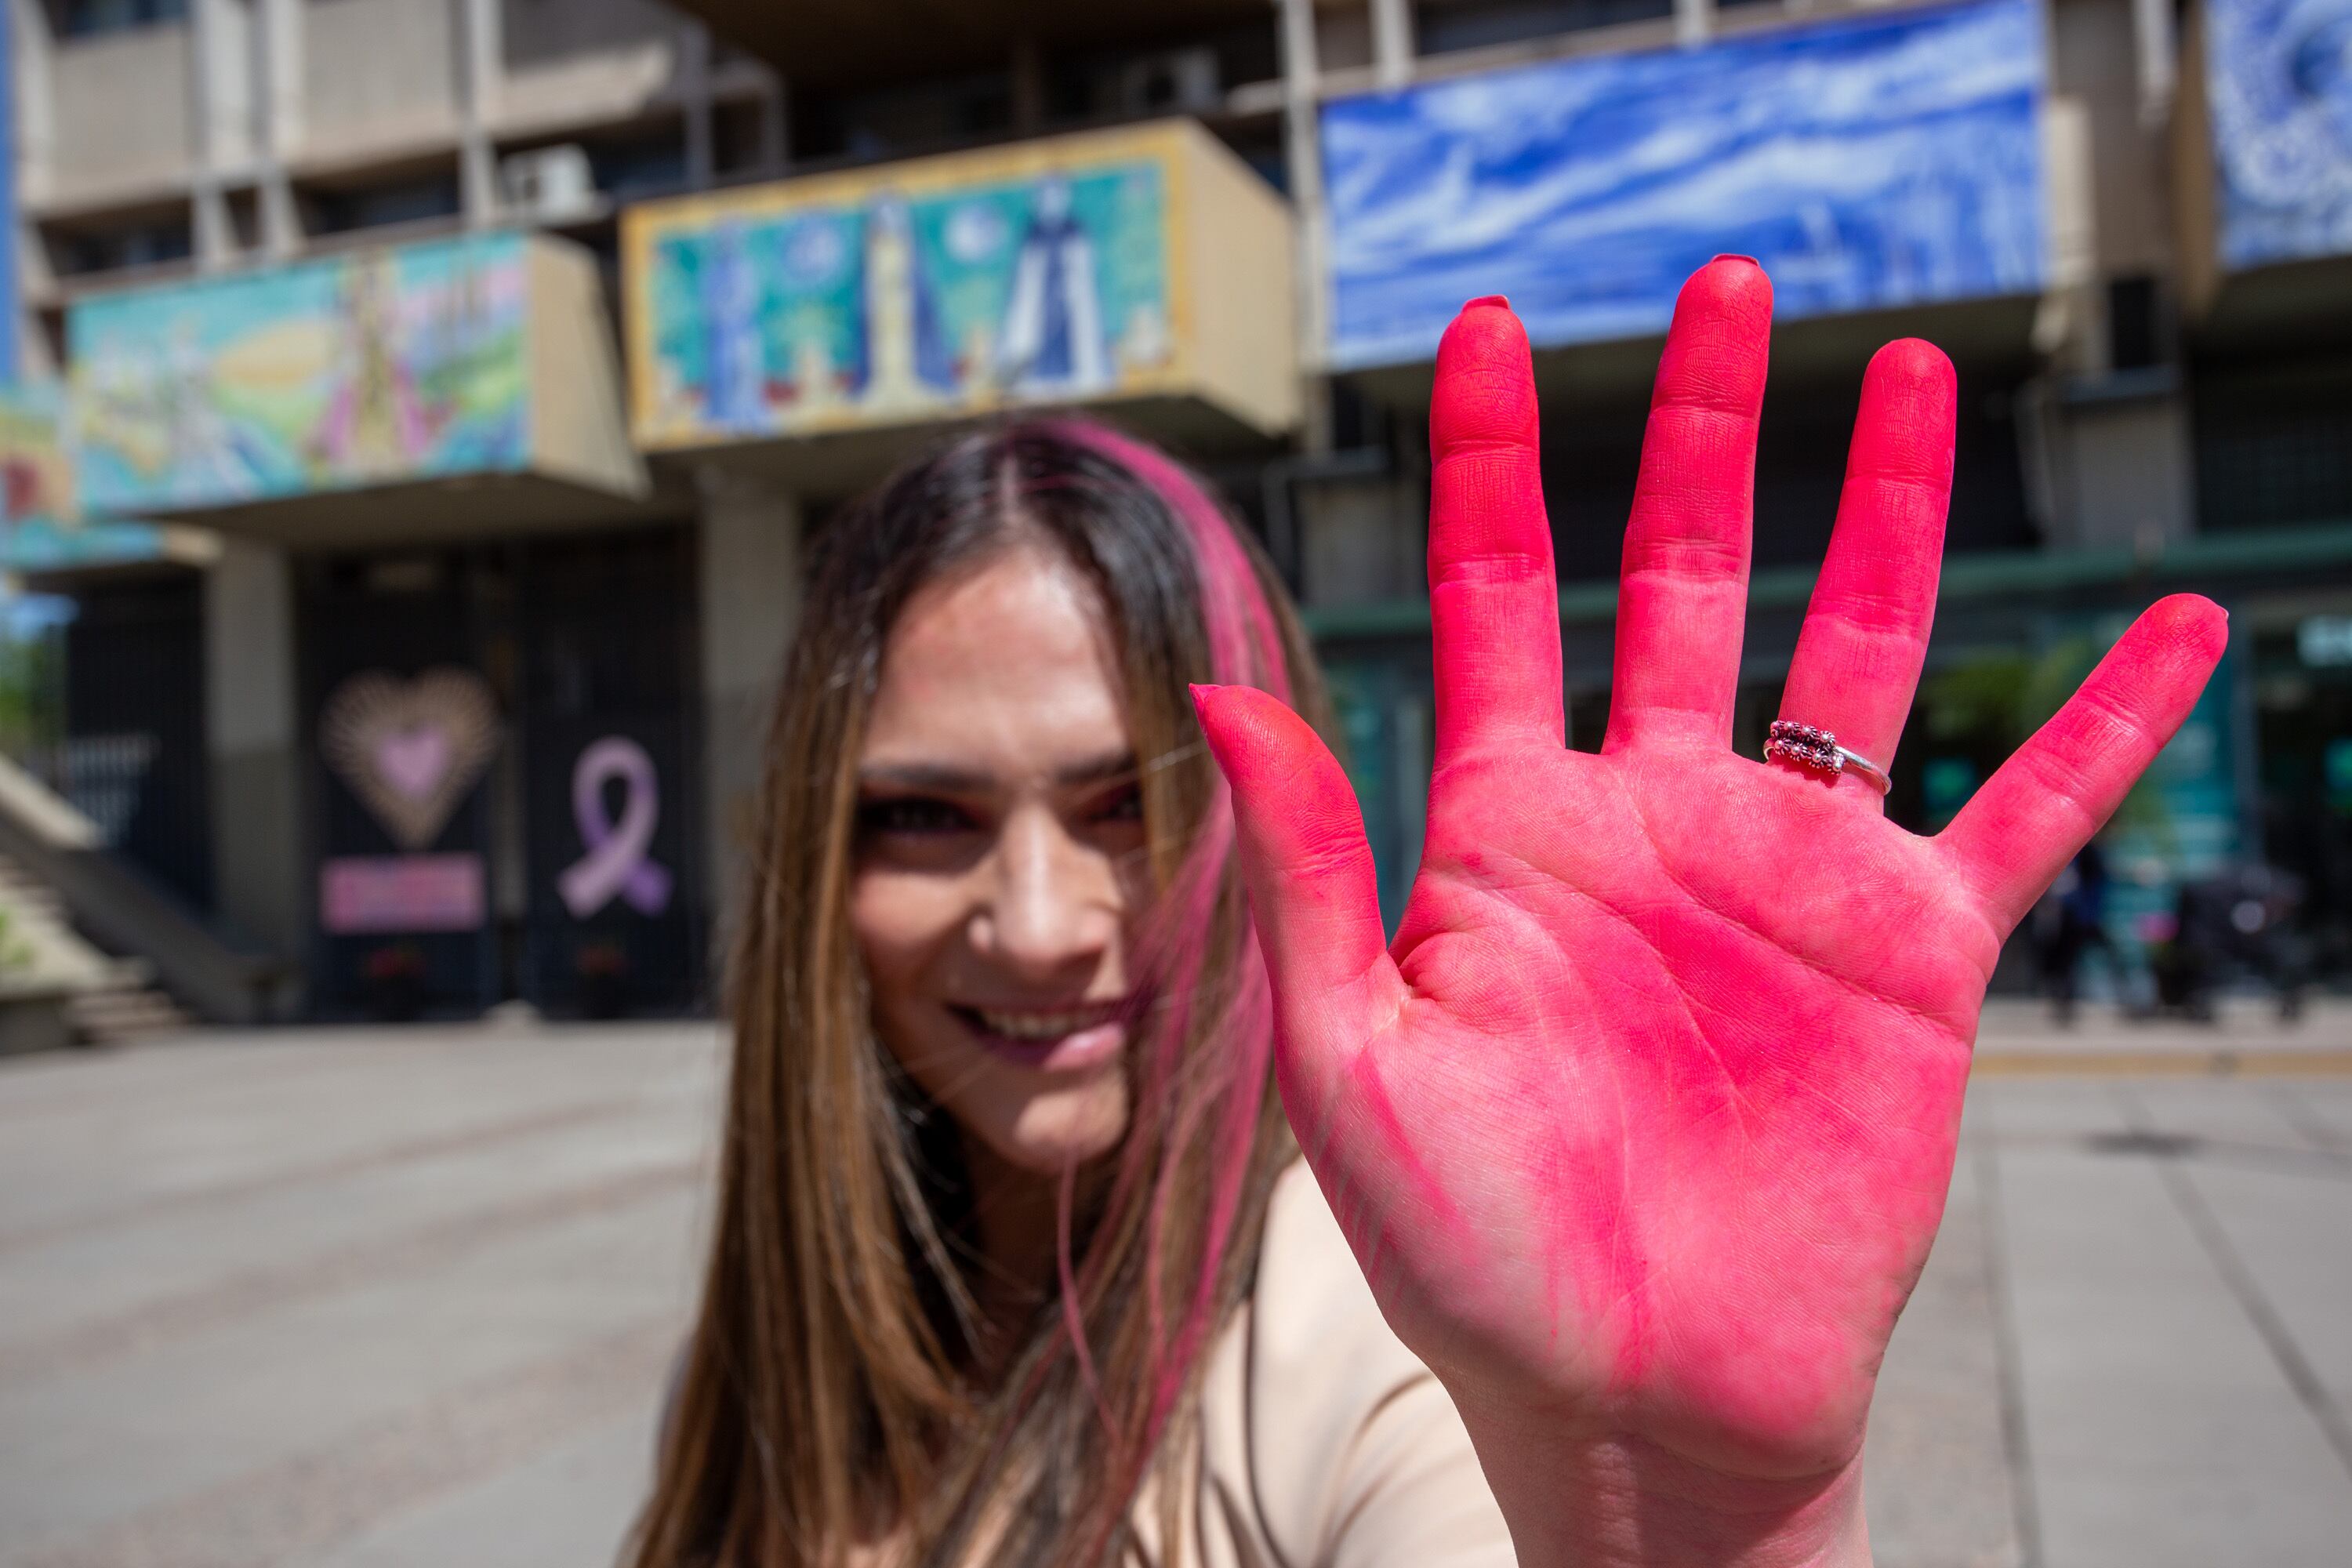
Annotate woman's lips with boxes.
[949,1000,1129,1071]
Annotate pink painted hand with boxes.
[1192,260,2225,1566]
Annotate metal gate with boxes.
[64,572,213,912]
[299,551,500,1018]
[514,530,702,1016]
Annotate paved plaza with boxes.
[1,1006,2348,1567]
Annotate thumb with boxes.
[1191,684,1400,1141]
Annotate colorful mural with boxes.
[70,234,532,514]
[1320,0,2048,369]
[0,381,162,572]
[627,127,1189,446]
[2208,0,2352,269]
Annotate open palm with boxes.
[1194,262,2223,1503]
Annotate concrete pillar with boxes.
[187,0,246,270]
[204,539,306,971]
[1277,0,1333,451]
[456,0,503,227]
[681,24,714,191]
[697,476,800,924]
[13,0,56,209]
[1369,0,1414,86]
[256,0,303,258]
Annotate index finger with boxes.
[1427,296,1565,767]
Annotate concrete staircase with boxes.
[64,984,192,1046]
[0,755,286,1041]
[0,850,190,1047]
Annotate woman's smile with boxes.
[947,996,1133,1069]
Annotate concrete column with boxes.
[187,0,244,269]
[1277,0,1332,451]
[697,476,800,924]
[14,0,56,208]
[256,0,302,257]
[1673,0,1714,46]
[204,539,306,968]
[1370,0,1414,86]
[2131,0,2176,128]
[681,24,714,191]
[456,0,503,226]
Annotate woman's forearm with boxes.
[1454,1402,1871,1568]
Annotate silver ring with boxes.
[1766,720,1890,796]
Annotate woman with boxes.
[630,259,2224,1567]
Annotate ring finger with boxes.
[1772,338,1957,809]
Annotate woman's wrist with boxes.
[1451,1399,1872,1568]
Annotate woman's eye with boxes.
[1091,784,1144,824]
[858,797,976,836]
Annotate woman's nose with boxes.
[975,810,1116,980]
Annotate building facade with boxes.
[5,0,2350,1020]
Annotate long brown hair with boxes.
[629,419,1332,1568]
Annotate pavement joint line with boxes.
[1972,1049,2352,1078]
[2265,1083,2350,1156]
[1983,1128,2352,1181]
[1967,1122,2044,1568]
[0,1157,701,1387]
[11,1314,681,1568]
[2120,1087,2352,1490]
[0,1094,659,1258]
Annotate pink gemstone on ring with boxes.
[1766,720,1844,775]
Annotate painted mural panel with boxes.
[70,234,531,514]
[1322,0,2048,369]
[2209,0,2352,268]
[628,129,1183,446]
[0,382,161,571]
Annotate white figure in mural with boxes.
[857,195,956,414]
[996,175,1112,397]
[157,321,263,500]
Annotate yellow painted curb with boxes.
[1973,1049,2352,1077]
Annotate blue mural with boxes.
[2209,0,2352,269]
[1321,0,2048,369]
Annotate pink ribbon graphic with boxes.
[557,736,673,919]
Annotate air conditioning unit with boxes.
[500,145,599,223]
[1116,48,1221,117]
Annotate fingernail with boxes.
[1464,293,1511,311]
[1711,253,1759,267]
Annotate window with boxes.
[306,174,461,236]
[57,0,188,39]
[51,215,192,276]
[1415,0,1671,55]
[586,131,688,202]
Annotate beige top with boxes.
[1141,1161,1515,1568]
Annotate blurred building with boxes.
[2,0,2348,1023]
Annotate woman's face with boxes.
[851,544,1150,1178]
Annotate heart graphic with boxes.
[321,668,498,851]
[375,726,453,802]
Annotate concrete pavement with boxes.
[1,1011,2348,1566]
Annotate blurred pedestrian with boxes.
[2034,838,2115,1025]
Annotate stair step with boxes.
[66,988,191,1044]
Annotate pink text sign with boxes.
[320,854,486,934]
